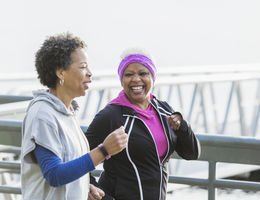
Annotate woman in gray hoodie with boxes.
[21,32,128,200]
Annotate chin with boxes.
[80,91,86,97]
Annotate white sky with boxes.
[0,0,260,73]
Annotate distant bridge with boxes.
[1,63,260,137]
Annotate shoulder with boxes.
[95,104,123,119]
[25,100,60,130]
[87,104,124,131]
[86,104,124,144]
[28,100,55,116]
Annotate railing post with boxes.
[177,84,184,111]
[187,83,199,122]
[251,80,260,137]
[81,90,92,119]
[199,84,208,132]
[167,85,173,103]
[208,161,216,200]
[219,82,235,134]
[236,82,247,136]
[96,90,105,113]
[209,83,219,132]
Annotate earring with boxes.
[60,78,64,86]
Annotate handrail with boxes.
[0,95,32,104]
[1,121,260,200]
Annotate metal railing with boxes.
[0,120,260,200]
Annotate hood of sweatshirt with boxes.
[107,90,155,120]
[26,89,79,116]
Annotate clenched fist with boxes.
[102,126,128,156]
[166,114,182,131]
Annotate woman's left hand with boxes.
[166,114,182,131]
[88,184,105,200]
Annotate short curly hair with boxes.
[35,32,87,89]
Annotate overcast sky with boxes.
[0,0,260,73]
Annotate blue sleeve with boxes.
[33,144,95,187]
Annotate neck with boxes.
[50,87,72,109]
[131,99,151,110]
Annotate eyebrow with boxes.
[79,62,88,66]
[124,69,149,73]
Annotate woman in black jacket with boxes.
[85,48,200,200]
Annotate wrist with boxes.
[98,144,111,160]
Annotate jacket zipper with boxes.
[124,116,144,200]
[151,100,171,200]
[124,114,167,200]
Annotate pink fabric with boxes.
[108,90,168,162]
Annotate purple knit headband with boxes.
[118,54,157,83]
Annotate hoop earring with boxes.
[60,79,64,86]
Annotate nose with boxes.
[86,68,92,77]
[132,74,141,81]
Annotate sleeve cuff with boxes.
[172,111,183,120]
[86,153,96,171]
[179,120,189,133]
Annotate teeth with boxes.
[132,86,143,90]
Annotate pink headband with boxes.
[117,54,157,83]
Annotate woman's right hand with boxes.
[102,126,128,156]
[89,126,128,166]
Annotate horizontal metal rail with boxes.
[0,95,32,104]
[1,122,260,200]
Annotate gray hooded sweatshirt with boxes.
[21,89,90,200]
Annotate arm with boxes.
[34,124,127,187]
[89,126,127,166]
[167,112,201,160]
[34,144,95,187]
[174,120,201,160]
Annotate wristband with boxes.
[98,144,111,160]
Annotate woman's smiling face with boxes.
[62,48,92,98]
[122,62,153,108]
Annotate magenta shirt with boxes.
[108,91,168,162]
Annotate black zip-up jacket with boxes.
[86,97,200,200]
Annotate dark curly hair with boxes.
[35,32,87,89]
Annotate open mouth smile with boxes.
[131,86,144,94]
